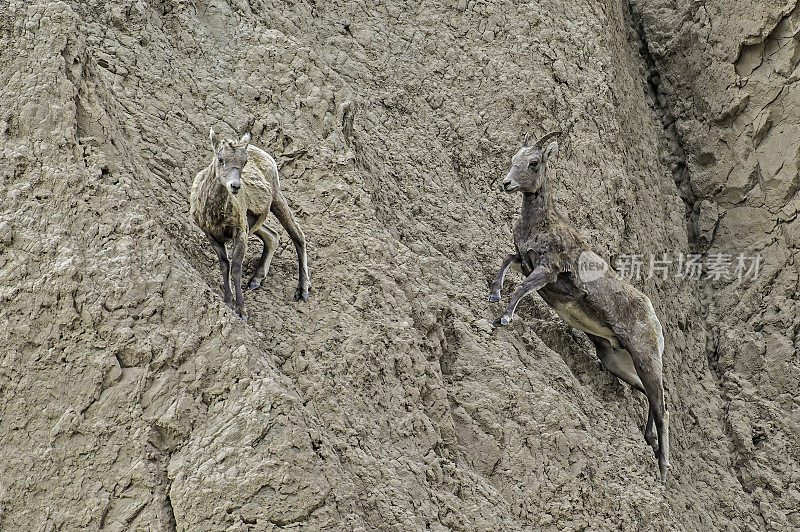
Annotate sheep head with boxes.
[210,128,250,195]
[502,131,561,194]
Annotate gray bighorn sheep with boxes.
[490,131,670,482]
[190,128,310,320]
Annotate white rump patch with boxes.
[645,298,664,356]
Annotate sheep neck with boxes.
[520,187,552,229]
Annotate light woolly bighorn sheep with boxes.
[490,131,670,482]
[190,128,310,320]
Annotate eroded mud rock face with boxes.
[0,0,796,529]
[629,0,800,527]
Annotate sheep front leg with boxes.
[488,253,519,302]
[207,234,234,307]
[230,231,248,320]
[493,267,553,326]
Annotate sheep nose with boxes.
[503,181,511,191]
[230,184,241,194]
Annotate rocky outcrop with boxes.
[630,0,800,527]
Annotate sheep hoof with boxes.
[488,294,500,302]
[248,280,261,290]
[294,289,309,302]
[493,315,510,326]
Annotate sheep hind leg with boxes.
[589,335,657,450]
[247,226,280,290]
[644,409,657,450]
[589,335,645,392]
[644,376,669,483]
[627,340,670,483]
[270,193,310,302]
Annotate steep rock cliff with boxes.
[0,0,797,529]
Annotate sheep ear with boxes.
[544,140,558,161]
[238,132,251,147]
[210,128,219,152]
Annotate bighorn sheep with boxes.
[190,128,310,320]
[490,131,670,482]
